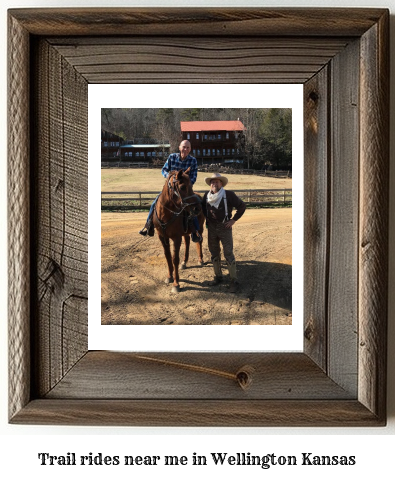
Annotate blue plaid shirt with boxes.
[161,153,198,185]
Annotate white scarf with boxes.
[207,186,226,209]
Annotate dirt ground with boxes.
[101,208,292,325]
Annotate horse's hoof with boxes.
[171,286,180,294]
[181,262,186,270]
[197,261,204,267]
[165,277,174,284]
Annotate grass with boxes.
[101,168,292,193]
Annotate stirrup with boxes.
[140,220,154,237]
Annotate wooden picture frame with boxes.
[8,8,389,426]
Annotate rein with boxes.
[154,174,200,233]
[167,175,199,208]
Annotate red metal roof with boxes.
[180,120,246,132]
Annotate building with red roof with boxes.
[180,120,246,166]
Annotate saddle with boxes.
[183,212,195,234]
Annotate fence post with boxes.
[283,190,286,203]
[139,193,142,208]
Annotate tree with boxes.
[238,108,265,169]
[260,109,292,169]
[101,107,292,170]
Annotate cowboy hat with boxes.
[204,172,228,187]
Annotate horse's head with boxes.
[166,168,201,215]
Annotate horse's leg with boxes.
[195,239,204,267]
[159,235,173,284]
[181,235,190,270]
[195,213,204,266]
[171,236,182,293]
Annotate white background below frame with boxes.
[88,84,304,352]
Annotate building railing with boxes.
[101,162,152,168]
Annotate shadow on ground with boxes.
[101,260,291,326]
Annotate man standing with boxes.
[139,140,201,241]
[202,173,246,293]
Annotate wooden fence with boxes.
[198,167,292,178]
[101,189,292,211]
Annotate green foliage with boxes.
[180,108,203,121]
[101,107,292,169]
[259,109,292,169]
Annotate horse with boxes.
[152,167,205,293]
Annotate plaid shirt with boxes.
[161,153,198,185]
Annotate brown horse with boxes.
[152,168,205,293]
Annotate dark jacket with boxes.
[202,190,246,224]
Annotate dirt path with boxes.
[101,208,292,325]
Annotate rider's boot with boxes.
[191,216,202,243]
[191,231,202,243]
[139,218,155,237]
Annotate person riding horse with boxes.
[139,140,202,242]
[152,168,205,293]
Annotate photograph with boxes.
[100,108,293,325]
[6,5,390,433]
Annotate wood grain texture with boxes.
[8,13,31,421]
[11,399,384,427]
[8,8,387,37]
[45,352,354,400]
[31,39,88,397]
[327,39,360,396]
[7,8,389,426]
[303,67,330,370]
[358,12,389,421]
[48,37,350,84]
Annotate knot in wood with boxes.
[308,91,319,103]
[236,365,254,390]
[304,322,314,341]
[43,258,65,291]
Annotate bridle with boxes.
[154,173,201,232]
[167,174,200,209]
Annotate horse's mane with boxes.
[167,170,178,180]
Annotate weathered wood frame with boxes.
[8,8,389,426]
